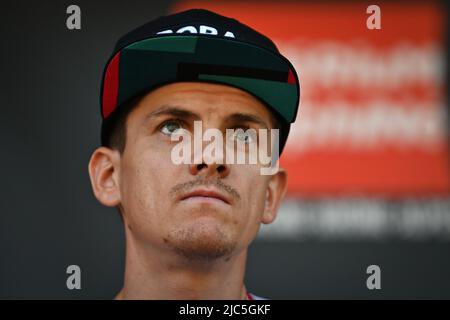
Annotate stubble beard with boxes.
[164,222,237,263]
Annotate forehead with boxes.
[127,82,274,124]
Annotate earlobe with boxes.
[88,147,121,207]
[261,168,288,225]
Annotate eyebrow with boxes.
[143,105,270,129]
[227,113,269,129]
[144,105,201,122]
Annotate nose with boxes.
[189,161,230,178]
[187,120,231,178]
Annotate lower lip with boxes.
[182,196,229,206]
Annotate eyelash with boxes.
[158,119,186,132]
[157,119,258,143]
[158,119,254,130]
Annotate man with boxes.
[88,8,300,300]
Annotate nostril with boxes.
[193,162,228,175]
[196,163,207,171]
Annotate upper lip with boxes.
[180,188,231,205]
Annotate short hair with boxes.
[101,92,145,153]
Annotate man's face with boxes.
[102,82,286,261]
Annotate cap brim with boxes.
[101,35,300,125]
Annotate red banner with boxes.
[172,1,450,198]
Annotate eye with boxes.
[230,128,257,144]
[159,120,183,136]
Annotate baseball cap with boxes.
[100,8,300,154]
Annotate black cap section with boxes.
[113,9,280,54]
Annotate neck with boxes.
[115,231,249,300]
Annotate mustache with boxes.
[170,177,241,201]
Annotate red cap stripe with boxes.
[102,52,121,118]
[287,68,296,84]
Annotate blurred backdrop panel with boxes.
[0,0,449,299]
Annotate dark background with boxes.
[1,0,449,299]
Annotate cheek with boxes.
[120,148,174,221]
[234,166,268,221]
[231,172,268,245]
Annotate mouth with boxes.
[180,188,231,205]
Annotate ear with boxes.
[261,168,288,225]
[88,147,121,207]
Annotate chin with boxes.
[165,222,237,261]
